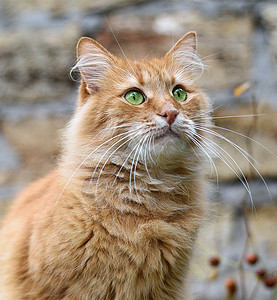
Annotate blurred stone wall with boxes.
[0,0,277,299]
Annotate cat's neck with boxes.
[59,151,206,218]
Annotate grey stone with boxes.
[213,180,277,208]
[1,93,76,123]
[0,132,20,171]
[0,24,81,103]
[0,1,276,299]
[0,183,25,202]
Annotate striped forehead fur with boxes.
[170,46,206,78]
[72,45,136,89]
[73,40,204,91]
[73,52,110,86]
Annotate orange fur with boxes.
[0,32,211,299]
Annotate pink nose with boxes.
[158,109,179,125]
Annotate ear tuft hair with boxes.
[165,32,205,76]
[71,37,114,94]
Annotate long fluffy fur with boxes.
[0,32,212,299]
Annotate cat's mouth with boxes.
[156,127,180,141]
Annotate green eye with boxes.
[173,87,188,102]
[124,90,145,105]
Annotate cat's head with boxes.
[67,32,211,173]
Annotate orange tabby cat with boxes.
[0,32,212,299]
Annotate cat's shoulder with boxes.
[3,169,61,220]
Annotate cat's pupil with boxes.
[177,91,181,98]
[132,93,136,100]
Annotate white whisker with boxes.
[133,132,156,201]
[56,131,135,204]
[112,140,141,187]
[87,129,140,194]
[193,114,267,120]
[105,16,137,77]
[194,131,254,204]
[191,104,224,119]
[195,126,258,164]
[143,132,156,182]
[195,126,272,202]
[203,123,277,159]
[189,135,218,183]
[93,130,146,197]
[132,138,146,203]
[129,141,142,195]
[95,122,141,136]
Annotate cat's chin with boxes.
[155,128,180,141]
[152,131,188,157]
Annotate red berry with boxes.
[264,276,276,288]
[208,268,218,281]
[255,268,266,279]
[225,278,237,295]
[245,253,259,265]
[209,256,220,267]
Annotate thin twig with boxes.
[238,230,249,300]
[238,93,259,300]
[248,280,260,300]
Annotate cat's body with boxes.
[0,32,211,299]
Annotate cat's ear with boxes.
[75,37,114,95]
[165,32,202,73]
